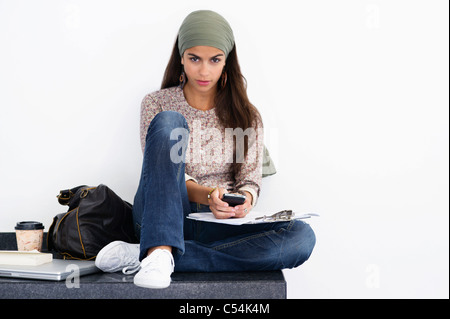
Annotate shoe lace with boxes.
[122,264,140,275]
[121,253,141,275]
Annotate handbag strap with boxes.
[57,185,88,205]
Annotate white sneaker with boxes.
[95,241,141,274]
[133,249,174,289]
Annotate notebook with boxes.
[0,250,53,266]
[0,259,99,281]
[187,210,319,225]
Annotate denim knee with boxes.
[148,111,189,135]
[282,221,316,268]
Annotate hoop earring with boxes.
[179,70,186,88]
[221,71,227,88]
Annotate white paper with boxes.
[187,211,319,225]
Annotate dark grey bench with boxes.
[0,233,286,299]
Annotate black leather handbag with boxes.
[47,184,138,260]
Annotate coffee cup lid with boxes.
[15,221,44,230]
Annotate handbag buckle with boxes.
[80,189,89,198]
[57,190,74,205]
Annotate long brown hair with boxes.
[161,38,262,177]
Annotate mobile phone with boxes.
[222,193,246,207]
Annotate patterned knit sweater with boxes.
[140,86,263,205]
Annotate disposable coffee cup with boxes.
[15,221,44,252]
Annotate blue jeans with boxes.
[132,111,316,272]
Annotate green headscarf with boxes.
[178,10,235,58]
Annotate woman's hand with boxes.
[208,188,234,219]
[208,188,253,219]
[233,191,253,218]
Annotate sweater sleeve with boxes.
[234,118,264,207]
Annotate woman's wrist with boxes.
[187,181,216,205]
[207,187,217,200]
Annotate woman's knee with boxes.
[145,112,190,155]
[149,111,189,134]
[283,221,316,268]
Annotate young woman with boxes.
[95,10,316,289]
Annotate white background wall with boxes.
[0,0,448,298]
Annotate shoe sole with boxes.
[134,278,171,289]
[95,240,127,271]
